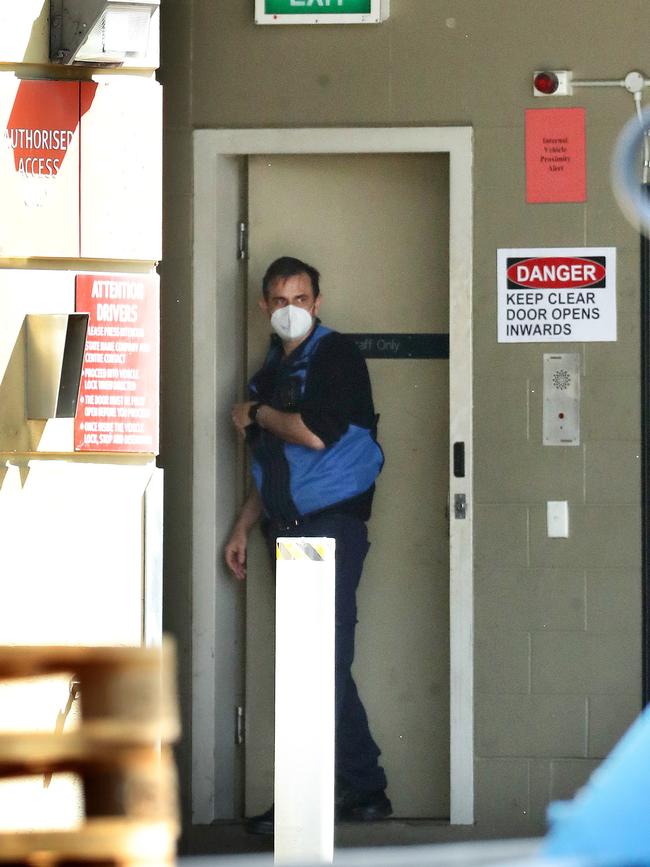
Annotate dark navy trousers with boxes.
[266,512,387,793]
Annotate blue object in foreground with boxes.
[544,702,650,862]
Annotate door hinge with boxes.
[238,221,248,260]
[236,705,245,745]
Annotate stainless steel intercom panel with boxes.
[543,353,580,446]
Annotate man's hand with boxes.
[225,527,248,580]
[231,401,257,436]
[225,489,262,581]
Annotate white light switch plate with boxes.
[547,501,569,538]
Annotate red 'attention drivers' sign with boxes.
[75,273,159,453]
[525,107,586,203]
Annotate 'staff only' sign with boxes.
[497,247,616,343]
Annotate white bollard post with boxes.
[274,536,335,865]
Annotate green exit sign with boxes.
[255,0,389,24]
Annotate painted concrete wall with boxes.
[0,1,162,832]
[160,0,645,840]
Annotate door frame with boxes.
[191,127,474,824]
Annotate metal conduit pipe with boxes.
[573,79,627,87]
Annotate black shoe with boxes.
[245,805,274,835]
[337,786,393,822]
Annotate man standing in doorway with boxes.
[225,255,392,834]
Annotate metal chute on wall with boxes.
[25,313,88,419]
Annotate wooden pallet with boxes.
[0,644,179,742]
[0,642,180,865]
[0,818,176,864]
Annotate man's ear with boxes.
[313,294,323,315]
[259,297,269,315]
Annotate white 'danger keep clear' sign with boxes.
[497,247,617,342]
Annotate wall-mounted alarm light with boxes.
[533,70,573,97]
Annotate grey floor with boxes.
[180,820,538,857]
[180,829,545,867]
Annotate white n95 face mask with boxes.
[270,304,313,341]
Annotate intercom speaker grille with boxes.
[552,369,572,391]
[543,352,580,446]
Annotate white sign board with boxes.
[498,247,617,343]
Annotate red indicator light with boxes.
[534,71,559,95]
[558,412,565,419]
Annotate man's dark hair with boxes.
[262,256,320,300]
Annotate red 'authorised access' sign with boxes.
[74,273,159,453]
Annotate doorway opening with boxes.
[191,127,474,826]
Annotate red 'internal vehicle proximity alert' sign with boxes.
[497,247,616,343]
[525,107,586,203]
[74,273,159,452]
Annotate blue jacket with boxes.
[248,323,383,522]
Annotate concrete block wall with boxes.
[161,0,647,840]
[473,111,642,831]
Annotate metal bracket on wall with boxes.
[49,0,160,65]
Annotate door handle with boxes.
[453,442,465,478]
